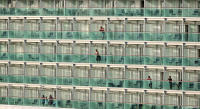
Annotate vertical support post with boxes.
[107,18,110,40]
[144,18,147,40]
[89,41,92,63]
[182,91,185,109]
[144,42,147,65]
[124,89,127,109]
[39,63,43,84]
[143,90,147,104]
[182,43,185,66]
[106,65,110,80]
[124,18,127,40]
[124,65,127,87]
[163,90,167,105]
[39,40,42,62]
[24,40,26,61]
[56,40,59,62]
[144,66,147,80]
[124,42,127,63]
[23,17,26,38]
[89,87,92,108]
[8,17,11,38]
[164,18,167,40]
[8,39,11,60]
[72,87,76,101]
[23,62,26,84]
[182,18,185,41]
[56,63,59,85]
[56,17,59,39]
[106,41,110,63]
[39,17,42,39]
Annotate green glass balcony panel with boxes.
[40,31,56,39]
[78,8,89,16]
[106,102,124,109]
[40,76,56,85]
[56,54,73,62]
[163,81,181,90]
[164,33,182,41]
[9,30,26,38]
[90,102,105,109]
[0,75,8,82]
[56,77,72,85]
[114,8,126,16]
[106,55,124,64]
[106,9,114,16]
[145,8,164,17]
[89,8,106,16]
[183,33,200,42]
[165,9,182,17]
[0,30,9,38]
[8,75,24,83]
[72,78,89,86]
[182,81,200,91]
[58,100,73,108]
[0,52,8,60]
[106,79,124,87]
[24,98,40,106]
[24,31,40,39]
[54,8,64,16]
[182,57,200,66]
[163,57,182,66]
[0,97,8,104]
[24,53,40,61]
[125,8,144,16]
[24,76,40,84]
[8,97,23,105]
[41,8,56,16]
[184,9,200,17]
[143,80,163,89]
[73,54,89,63]
[26,8,40,16]
[57,100,73,108]
[125,32,144,41]
[182,106,199,109]
[124,104,142,109]
[142,104,163,109]
[73,32,90,40]
[163,105,182,109]
[39,98,56,107]
[125,56,144,65]
[15,8,27,16]
[40,54,56,62]
[144,56,163,65]
[57,31,73,39]
[145,33,164,41]
[107,32,124,40]
[90,32,106,40]
[125,80,143,88]
[90,78,106,87]
[65,9,78,16]
[9,53,24,61]
[73,101,89,109]
[89,55,107,64]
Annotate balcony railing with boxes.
[0,8,200,17]
[1,30,200,42]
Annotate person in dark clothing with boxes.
[48,95,53,105]
[99,26,105,39]
[177,79,182,89]
[95,49,101,63]
[41,95,45,106]
[168,76,173,89]
[147,76,152,88]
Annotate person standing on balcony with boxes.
[168,76,173,89]
[147,76,152,88]
[99,26,105,40]
[95,49,101,63]
[41,95,45,106]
